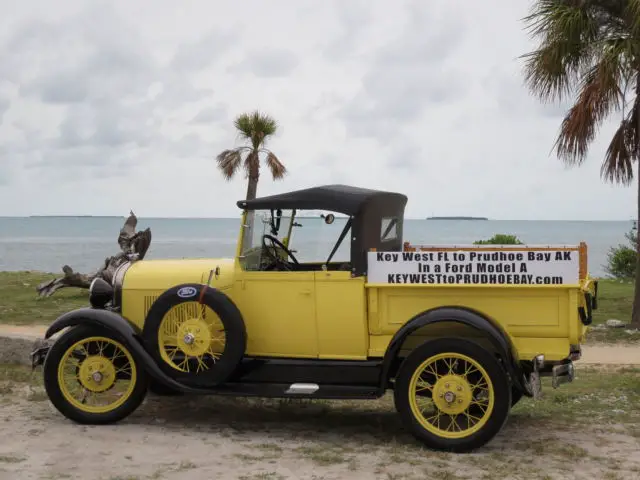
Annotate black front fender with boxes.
[44,308,204,394]
[379,306,524,392]
[45,307,142,339]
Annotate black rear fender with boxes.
[44,308,203,394]
[379,306,524,392]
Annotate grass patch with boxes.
[591,279,634,326]
[511,366,640,425]
[0,364,42,384]
[585,279,640,343]
[294,445,349,466]
[238,473,285,480]
[0,455,26,463]
[0,271,87,325]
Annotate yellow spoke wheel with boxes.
[409,354,494,438]
[43,326,149,425]
[394,338,510,453]
[57,337,136,413]
[157,301,227,373]
[145,283,247,388]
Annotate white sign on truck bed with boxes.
[367,245,580,285]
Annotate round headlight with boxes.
[89,277,114,309]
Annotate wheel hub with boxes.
[78,355,116,392]
[176,318,211,357]
[432,374,472,415]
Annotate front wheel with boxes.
[43,325,149,424]
[394,338,511,453]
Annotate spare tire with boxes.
[142,283,247,388]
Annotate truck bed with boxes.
[365,243,592,362]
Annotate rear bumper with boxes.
[550,360,575,388]
[526,354,575,399]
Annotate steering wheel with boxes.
[261,234,300,270]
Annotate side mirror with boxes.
[322,213,335,225]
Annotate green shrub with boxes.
[605,223,638,279]
[473,234,524,245]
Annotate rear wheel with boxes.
[394,338,511,452]
[43,325,148,424]
[511,386,524,407]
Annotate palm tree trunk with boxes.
[241,153,260,254]
[631,81,640,328]
[631,166,640,327]
[245,170,259,201]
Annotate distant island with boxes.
[426,216,489,221]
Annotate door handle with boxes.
[300,289,312,295]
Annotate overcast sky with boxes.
[0,0,634,220]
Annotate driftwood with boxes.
[36,211,152,298]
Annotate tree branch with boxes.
[35,211,152,298]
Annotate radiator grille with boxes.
[144,295,159,316]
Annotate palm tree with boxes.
[521,0,640,327]
[216,110,287,250]
[216,110,287,201]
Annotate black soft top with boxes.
[237,184,407,216]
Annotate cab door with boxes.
[236,270,318,358]
[314,271,368,360]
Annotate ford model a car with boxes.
[32,184,598,452]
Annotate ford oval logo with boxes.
[177,286,198,298]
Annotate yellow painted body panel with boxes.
[365,284,586,361]
[121,258,236,331]
[234,270,317,358]
[117,212,591,364]
[313,271,368,360]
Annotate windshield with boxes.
[239,209,350,271]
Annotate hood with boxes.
[121,257,236,292]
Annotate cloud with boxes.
[0,0,634,222]
[229,48,299,78]
[189,104,228,125]
[170,30,237,72]
[338,2,468,143]
[322,0,374,61]
[0,94,9,124]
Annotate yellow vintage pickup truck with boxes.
[32,184,598,452]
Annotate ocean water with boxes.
[0,216,632,277]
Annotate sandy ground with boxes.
[579,344,640,365]
[0,381,639,480]
[1,327,639,479]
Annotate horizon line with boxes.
[0,215,634,222]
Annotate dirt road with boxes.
[1,366,640,480]
[0,327,639,479]
[578,344,640,365]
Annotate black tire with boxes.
[148,380,183,396]
[393,337,511,453]
[43,324,149,425]
[511,386,524,407]
[143,283,247,388]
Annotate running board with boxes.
[173,382,382,399]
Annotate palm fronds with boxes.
[522,0,640,185]
[215,110,285,185]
